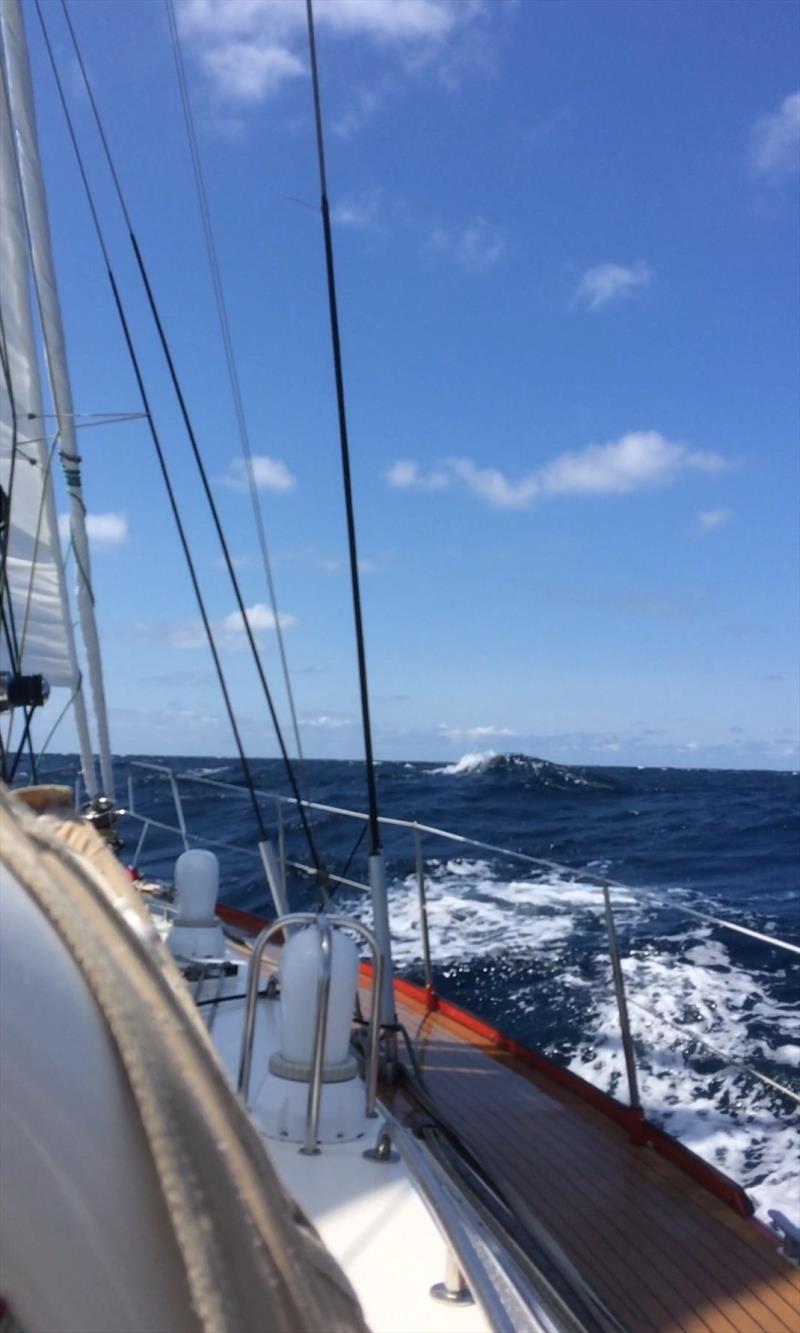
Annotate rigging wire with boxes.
[305,0,382,860]
[25,410,145,420]
[6,704,37,783]
[164,0,308,781]
[16,435,60,666]
[60,0,327,891]
[19,412,147,446]
[37,678,81,762]
[624,994,800,1106]
[34,0,269,846]
[0,220,59,783]
[1,417,59,776]
[0,311,21,656]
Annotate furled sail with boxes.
[0,26,98,796]
[1,0,112,797]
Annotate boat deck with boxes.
[218,908,798,1333]
[377,980,800,1333]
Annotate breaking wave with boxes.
[430,750,617,789]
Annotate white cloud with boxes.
[449,457,538,509]
[437,723,516,741]
[386,459,449,490]
[222,602,297,633]
[697,508,731,532]
[301,713,355,729]
[202,39,304,101]
[332,85,386,139]
[427,216,505,269]
[59,511,128,546]
[387,432,727,510]
[163,601,297,651]
[332,189,382,229]
[536,432,726,497]
[178,0,484,103]
[222,455,296,491]
[165,619,207,651]
[574,261,653,310]
[749,91,800,181]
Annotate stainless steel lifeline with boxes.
[125,760,800,1111]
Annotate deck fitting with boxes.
[363,1127,399,1164]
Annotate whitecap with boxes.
[430,751,498,777]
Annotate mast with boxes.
[1,0,114,799]
[0,41,98,796]
[304,0,395,1025]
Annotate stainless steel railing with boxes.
[237,911,383,1154]
[122,760,800,1114]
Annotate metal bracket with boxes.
[769,1210,800,1265]
[430,1250,474,1306]
[363,1125,399,1164]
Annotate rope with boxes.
[164,0,308,779]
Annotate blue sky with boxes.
[20,0,800,767]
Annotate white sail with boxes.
[0,45,99,797]
[1,0,114,798]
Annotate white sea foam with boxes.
[490,878,636,910]
[568,932,800,1227]
[379,860,577,966]
[350,858,584,976]
[431,751,498,776]
[364,857,799,1229]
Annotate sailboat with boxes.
[1,2,798,1330]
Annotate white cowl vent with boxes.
[166,849,225,961]
[257,921,366,1144]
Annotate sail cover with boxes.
[0,71,74,687]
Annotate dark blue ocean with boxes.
[37,751,800,1225]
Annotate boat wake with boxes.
[366,857,800,1230]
